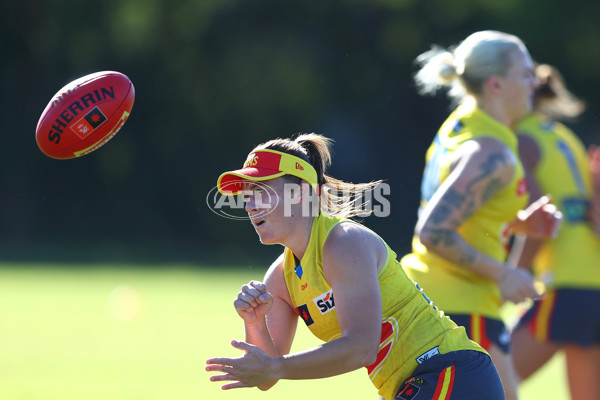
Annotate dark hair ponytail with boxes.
[253,133,382,218]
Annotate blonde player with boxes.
[401,31,562,400]
[206,133,505,399]
[509,64,600,400]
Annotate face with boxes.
[498,48,539,124]
[243,177,307,245]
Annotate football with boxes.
[36,71,135,159]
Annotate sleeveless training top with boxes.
[283,212,485,400]
[516,113,600,289]
[402,102,529,319]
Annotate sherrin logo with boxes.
[313,289,335,315]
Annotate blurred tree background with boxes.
[2,0,599,266]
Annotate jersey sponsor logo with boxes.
[313,289,335,314]
[295,304,314,326]
[396,383,420,399]
[416,346,439,364]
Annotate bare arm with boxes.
[206,254,299,391]
[243,255,298,359]
[206,224,386,388]
[588,144,600,236]
[507,134,544,269]
[416,137,537,302]
[271,223,384,379]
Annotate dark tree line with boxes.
[2,0,599,265]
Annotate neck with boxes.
[282,214,315,260]
[476,97,513,128]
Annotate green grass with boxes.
[0,264,569,399]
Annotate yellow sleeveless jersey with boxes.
[516,113,600,288]
[283,213,485,400]
[402,102,529,319]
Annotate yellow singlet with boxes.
[516,113,600,288]
[402,102,529,319]
[283,213,485,400]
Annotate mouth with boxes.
[252,218,266,228]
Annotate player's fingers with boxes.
[257,291,273,305]
[221,381,252,390]
[206,357,235,367]
[249,280,267,293]
[205,364,232,374]
[237,291,260,307]
[230,339,255,352]
[532,195,551,210]
[233,298,256,312]
[207,373,236,382]
[242,283,264,299]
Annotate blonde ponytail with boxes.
[534,64,585,120]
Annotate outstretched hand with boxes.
[514,195,563,239]
[206,340,277,390]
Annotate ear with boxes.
[484,75,502,95]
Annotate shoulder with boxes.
[322,222,386,272]
[453,136,518,177]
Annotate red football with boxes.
[36,71,135,159]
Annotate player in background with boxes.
[206,133,506,399]
[401,31,562,400]
[509,64,600,400]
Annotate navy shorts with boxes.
[515,288,600,346]
[394,350,504,400]
[449,314,510,354]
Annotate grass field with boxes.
[0,264,569,399]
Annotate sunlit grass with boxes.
[0,264,568,399]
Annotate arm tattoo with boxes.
[430,189,465,224]
[465,152,507,193]
[422,228,457,247]
[481,177,504,203]
[458,246,478,265]
[422,152,507,268]
[421,227,478,266]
